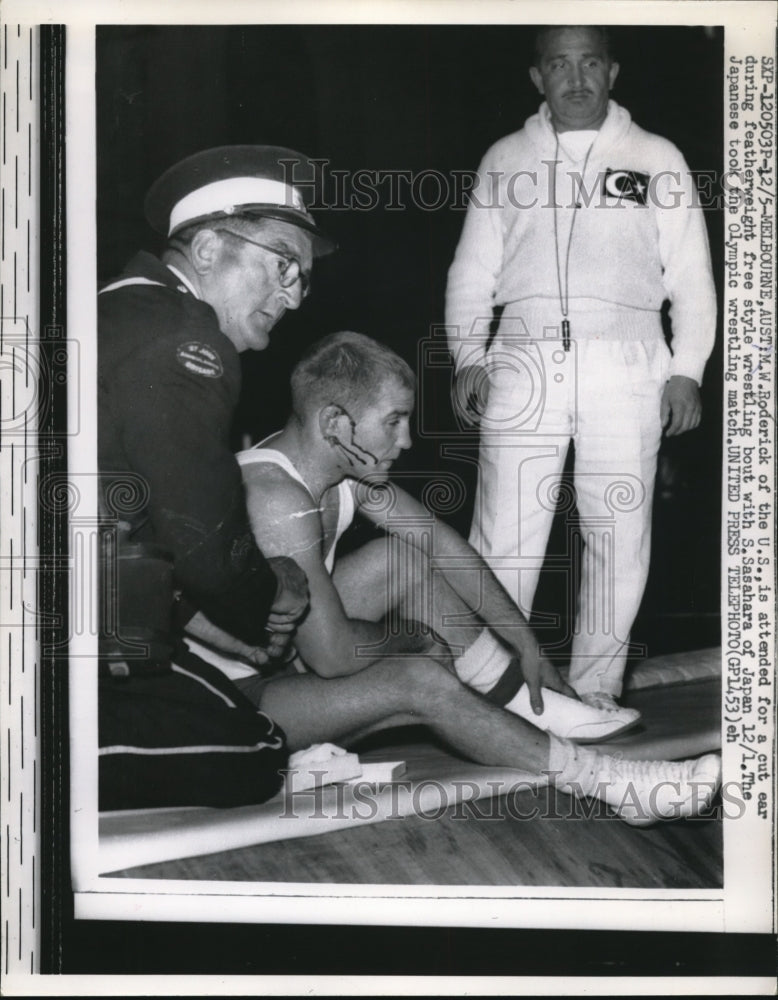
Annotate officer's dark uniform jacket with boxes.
[99,250,279,644]
[97,251,287,810]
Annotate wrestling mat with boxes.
[98,646,722,875]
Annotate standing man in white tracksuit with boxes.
[445,26,717,727]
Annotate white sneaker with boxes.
[580,691,641,722]
[509,684,641,742]
[576,750,723,826]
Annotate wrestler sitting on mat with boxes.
[186,332,721,825]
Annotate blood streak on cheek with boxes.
[326,416,379,467]
[347,417,378,465]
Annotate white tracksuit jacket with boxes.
[445,100,717,696]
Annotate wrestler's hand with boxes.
[184,610,274,665]
[661,375,702,436]
[259,557,308,660]
[453,365,491,427]
[267,555,309,626]
[241,643,272,667]
[519,646,578,715]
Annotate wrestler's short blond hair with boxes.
[291,331,415,420]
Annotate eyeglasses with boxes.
[214,229,310,297]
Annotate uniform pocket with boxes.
[623,339,671,398]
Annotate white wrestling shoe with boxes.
[509,684,641,743]
[580,691,641,720]
[555,742,723,827]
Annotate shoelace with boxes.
[599,755,696,785]
[583,694,631,714]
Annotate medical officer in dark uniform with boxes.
[98,146,335,809]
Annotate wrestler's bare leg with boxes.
[257,654,548,766]
[255,655,721,826]
[333,535,482,657]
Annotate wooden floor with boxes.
[113,783,722,887]
[107,676,723,888]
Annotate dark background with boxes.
[96,23,724,665]
[51,21,749,981]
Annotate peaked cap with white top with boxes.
[144,145,335,257]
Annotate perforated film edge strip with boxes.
[0,22,41,977]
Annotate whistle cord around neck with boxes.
[552,132,595,351]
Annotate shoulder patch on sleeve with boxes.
[176,341,224,378]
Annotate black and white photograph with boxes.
[90,18,728,879]
[0,0,776,994]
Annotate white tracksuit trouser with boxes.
[468,320,671,697]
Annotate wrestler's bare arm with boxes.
[241,465,430,677]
